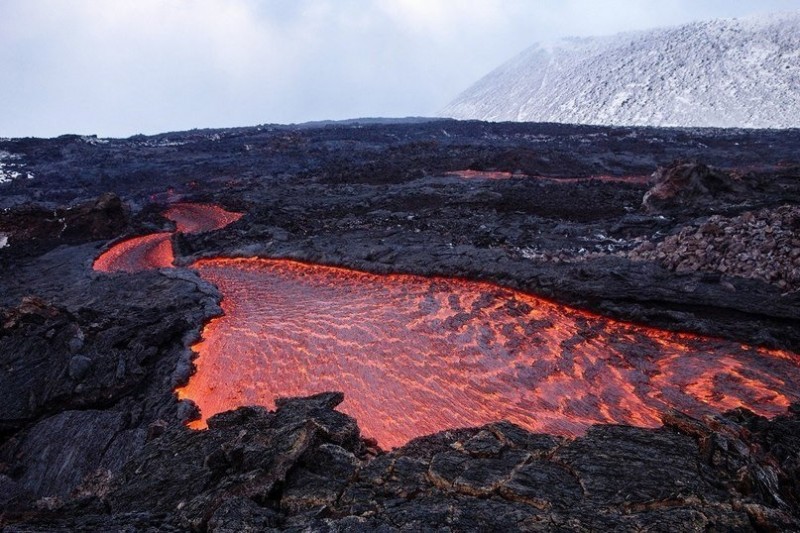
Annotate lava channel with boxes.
[93,232,174,273]
[93,203,242,273]
[176,257,800,449]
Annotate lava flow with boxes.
[177,257,800,449]
[447,170,517,180]
[93,203,242,273]
[163,203,243,234]
[448,170,649,184]
[93,232,174,273]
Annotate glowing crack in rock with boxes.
[177,257,800,449]
[447,170,517,180]
[447,170,649,184]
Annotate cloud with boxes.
[1,0,799,137]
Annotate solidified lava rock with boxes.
[0,242,222,510]
[0,192,128,257]
[642,160,745,212]
[630,205,800,291]
[2,394,799,531]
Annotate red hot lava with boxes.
[447,170,649,184]
[177,257,800,449]
[163,203,243,234]
[447,170,517,180]
[93,203,242,273]
[93,232,174,273]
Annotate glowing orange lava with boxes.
[93,232,174,273]
[448,170,517,180]
[93,203,242,273]
[176,257,800,449]
[163,203,243,234]
[447,170,649,184]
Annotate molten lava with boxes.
[176,257,800,449]
[93,203,242,273]
[163,203,243,234]
[93,232,174,273]
[447,170,649,184]
[448,170,517,180]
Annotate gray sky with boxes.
[2,0,799,138]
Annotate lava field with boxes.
[1,120,800,530]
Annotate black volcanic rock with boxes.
[0,192,128,260]
[3,395,799,531]
[642,160,746,212]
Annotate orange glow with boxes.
[93,232,174,273]
[163,203,243,234]
[448,170,517,180]
[93,203,243,273]
[447,170,649,184]
[176,257,800,449]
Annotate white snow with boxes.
[0,234,7,249]
[0,151,20,184]
[441,11,800,128]
[0,151,35,184]
[81,136,110,145]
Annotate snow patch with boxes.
[136,138,188,148]
[0,151,35,184]
[0,234,7,249]
[81,135,110,145]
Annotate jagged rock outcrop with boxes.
[2,394,799,531]
[642,161,745,212]
[0,192,128,257]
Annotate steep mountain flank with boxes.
[443,12,800,128]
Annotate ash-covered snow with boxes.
[442,12,800,128]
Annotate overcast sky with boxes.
[1,0,799,138]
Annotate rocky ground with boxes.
[1,120,800,531]
[629,204,800,292]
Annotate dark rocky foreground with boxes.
[5,393,800,531]
[1,120,800,531]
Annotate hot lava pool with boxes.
[177,258,800,448]
[95,203,800,449]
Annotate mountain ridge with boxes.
[441,11,800,129]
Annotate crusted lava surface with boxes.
[1,120,800,530]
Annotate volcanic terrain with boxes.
[1,120,800,530]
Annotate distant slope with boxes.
[441,12,800,128]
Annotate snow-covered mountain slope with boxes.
[441,12,800,128]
